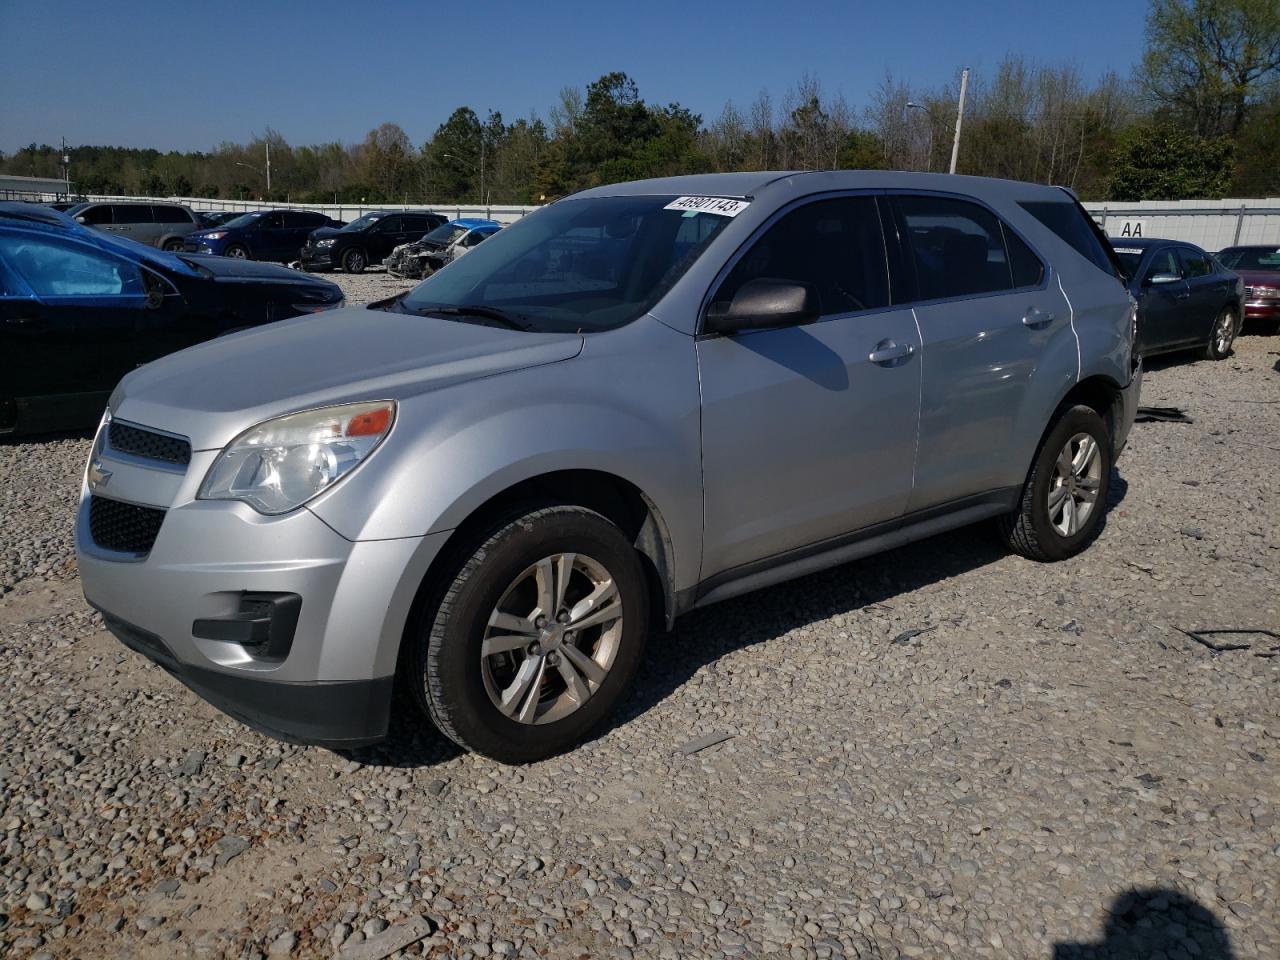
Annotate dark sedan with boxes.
[1215,246,1280,333]
[184,209,341,262]
[1110,238,1244,360]
[0,203,343,435]
[300,210,446,273]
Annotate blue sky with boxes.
[0,0,1149,153]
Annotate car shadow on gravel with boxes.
[348,468,1128,769]
[1053,888,1234,958]
[0,427,95,446]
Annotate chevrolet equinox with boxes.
[76,172,1141,763]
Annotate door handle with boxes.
[868,340,915,365]
[1022,307,1056,329]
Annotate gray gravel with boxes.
[1,310,1277,959]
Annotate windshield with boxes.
[423,223,469,245]
[1218,248,1280,271]
[1111,246,1144,279]
[396,196,735,332]
[343,213,383,232]
[221,211,264,230]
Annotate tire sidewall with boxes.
[422,508,649,763]
[343,248,365,273]
[1207,309,1236,359]
[1026,407,1112,561]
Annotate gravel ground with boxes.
[1,291,1278,958]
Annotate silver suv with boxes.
[75,172,1141,762]
[68,201,201,251]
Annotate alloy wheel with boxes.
[1213,311,1235,355]
[1048,432,1102,537]
[480,553,623,725]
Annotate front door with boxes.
[1137,248,1190,353]
[697,195,921,579]
[0,232,147,431]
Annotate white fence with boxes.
[1083,198,1280,250]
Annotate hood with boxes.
[110,305,584,450]
[183,254,334,285]
[1235,269,1280,286]
[308,226,344,242]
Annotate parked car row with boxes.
[183,209,343,262]
[0,203,343,435]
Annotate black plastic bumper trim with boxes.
[94,606,392,748]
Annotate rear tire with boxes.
[999,405,1112,562]
[1204,308,1237,360]
[408,505,649,763]
[342,248,367,273]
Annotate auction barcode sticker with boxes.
[664,196,750,217]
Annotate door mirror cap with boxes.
[704,278,821,335]
[1146,272,1182,286]
[74,215,87,224]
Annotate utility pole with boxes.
[60,136,71,197]
[266,141,272,195]
[949,67,969,175]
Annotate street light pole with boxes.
[905,102,934,171]
[949,67,969,175]
[266,141,272,195]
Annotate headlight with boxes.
[314,238,335,248]
[204,231,228,240]
[199,401,395,515]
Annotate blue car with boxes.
[183,209,341,262]
[0,202,343,434]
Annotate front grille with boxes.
[89,496,166,555]
[108,421,191,466]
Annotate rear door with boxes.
[697,194,922,577]
[0,231,148,430]
[281,212,323,261]
[1137,247,1190,353]
[152,205,196,244]
[1176,246,1229,342]
[886,192,1068,512]
[367,215,406,259]
[250,211,287,260]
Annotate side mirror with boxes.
[1146,273,1182,286]
[703,278,821,335]
[75,215,87,224]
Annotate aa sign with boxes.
[1112,220,1149,239]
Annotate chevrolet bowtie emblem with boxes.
[88,459,112,490]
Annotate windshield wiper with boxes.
[415,304,534,331]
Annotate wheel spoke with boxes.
[555,654,592,704]
[568,580,621,631]
[488,611,538,636]
[1056,447,1073,477]
[1062,496,1077,535]
[1071,437,1097,477]
[561,642,608,686]
[553,553,575,612]
[482,634,535,657]
[1048,483,1070,514]
[1076,476,1100,504]
[534,558,556,619]
[499,655,545,721]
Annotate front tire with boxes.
[342,248,367,273]
[409,506,649,763]
[223,244,249,259]
[1204,308,1237,360]
[999,405,1112,562]
[162,238,184,252]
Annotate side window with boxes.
[1178,248,1212,278]
[1002,223,1045,288]
[403,216,432,233]
[1146,249,1181,279]
[1019,199,1121,278]
[711,196,889,317]
[256,212,284,229]
[375,216,403,233]
[894,195,1013,300]
[152,205,193,224]
[0,234,144,297]
[112,205,153,225]
[76,205,113,226]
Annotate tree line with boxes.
[4,0,1278,205]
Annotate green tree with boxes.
[1141,0,1280,137]
[1107,121,1235,199]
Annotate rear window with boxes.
[152,205,193,224]
[1019,199,1120,278]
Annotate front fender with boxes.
[307,316,705,593]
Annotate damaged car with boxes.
[384,218,501,279]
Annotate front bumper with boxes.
[75,433,448,746]
[1244,300,1279,321]
[300,249,335,270]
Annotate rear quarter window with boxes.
[112,205,153,225]
[152,205,193,224]
[1019,199,1121,278]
